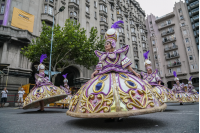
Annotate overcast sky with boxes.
[138,0,182,17]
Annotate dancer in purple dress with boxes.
[23,54,68,111]
[172,71,194,105]
[67,21,166,120]
[185,76,199,102]
[141,51,178,103]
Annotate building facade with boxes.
[0,0,148,95]
[185,0,199,50]
[146,1,199,89]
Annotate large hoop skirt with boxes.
[67,73,167,118]
[23,85,68,109]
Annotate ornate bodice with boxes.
[141,70,161,85]
[94,45,132,75]
[186,84,196,94]
[35,72,53,87]
[172,83,185,93]
[60,85,71,94]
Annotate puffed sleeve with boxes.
[95,61,103,71]
[120,52,132,69]
[155,74,162,82]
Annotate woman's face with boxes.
[39,69,45,73]
[105,41,112,51]
[147,69,152,74]
[176,81,180,85]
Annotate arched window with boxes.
[74,12,77,16]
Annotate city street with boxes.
[0,103,199,133]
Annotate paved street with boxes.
[0,103,199,133]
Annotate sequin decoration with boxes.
[96,83,103,91]
[101,75,107,80]
[127,81,135,87]
[121,74,127,79]
[124,79,137,89]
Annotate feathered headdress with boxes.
[105,21,124,48]
[188,76,193,84]
[173,71,179,81]
[40,54,47,64]
[111,20,124,29]
[143,50,152,70]
[62,73,68,79]
[143,50,150,60]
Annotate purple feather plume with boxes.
[143,50,150,60]
[40,54,47,64]
[62,73,68,79]
[173,71,177,77]
[189,76,192,81]
[111,20,124,29]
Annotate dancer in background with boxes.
[185,76,199,102]
[141,51,178,103]
[23,54,68,111]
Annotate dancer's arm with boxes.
[91,70,99,78]
[127,65,141,78]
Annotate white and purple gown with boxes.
[67,45,166,118]
[23,71,67,109]
[141,70,178,103]
[186,84,199,102]
[172,83,194,103]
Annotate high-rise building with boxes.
[0,0,148,95]
[185,0,199,50]
[146,1,199,89]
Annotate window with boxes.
[49,0,54,3]
[152,40,155,45]
[111,13,113,19]
[178,8,182,13]
[183,30,187,35]
[169,69,172,74]
[86,6,89,13]
[189,55,193,60]
[150,21,152,24]
[130,20,134,25]
[154,55,157,59]
[0,5,4,14]
[119,28,124,33]
[143,43,146,48]
[45,0,48,2]
[95,11,97,18]
[48,6,53,15]
[44,5,48,13]
[131,28,135,33]
[180,15,184,20]
[126,25,129,30]
[132,36,136,41]
[187,47,191,51]
[191,64,195,69]
[181,23,185,27]
[177,68,181,72]
[185,38,189,43]
[94,1,97,8]
[70,12,73,15]
[127,33,129,38]
[74,12,77,16]
[100,5,107,12]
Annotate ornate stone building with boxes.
[0,0,148,94]
[146,1,199,89]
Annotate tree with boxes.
[21,19,105,71]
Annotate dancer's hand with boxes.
[91,73,95,79]
[135,73,141,79]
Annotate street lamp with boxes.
[49,6,65,81]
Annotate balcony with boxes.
[155,12,175,23]
[134,56,139,60]
[195,22,199,28]
[99,10,108,17]
[68,2,79,10]
[167,62,181,68]
[99,0,106,5]
[190,1,199,9]
[161,29,174,36]
[165,54,180,60]
[108,0,114,4]
[192,15,199,22]
[0,25,37,42]
[133,48,138,51]
[191,8,199,15]
[119,32,125,38]
[41,13,54,24]
[158,23,175,30]
[142,47,147,50]
[164,45,178,52]
[162,37,176,44]
[100,21,108,27]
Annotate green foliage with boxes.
[21,19,105,71]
